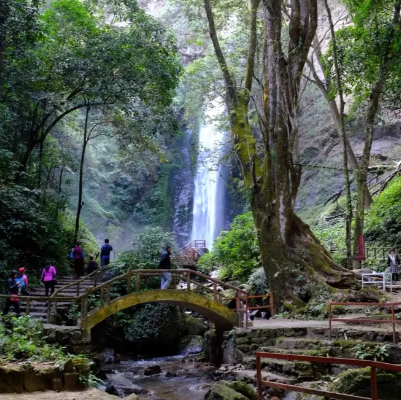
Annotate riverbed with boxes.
[101,356,214,400]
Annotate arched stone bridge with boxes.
[80,289,238,332]
[52,268,248,334]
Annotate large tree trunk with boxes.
[205,0,355,309]
[74,106,90,243]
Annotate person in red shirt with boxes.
[71,241,85,278]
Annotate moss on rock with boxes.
[330,368,401,399]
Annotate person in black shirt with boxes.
[2,270,21,316]
[87,256,99,274]
[158,245,172,289]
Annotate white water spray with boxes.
[191,112,227,249]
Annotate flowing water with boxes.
[102,356,213,400]
[191,115,227,249]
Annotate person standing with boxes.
[87,256,99,274]
[158,245,172,289]
[41,261,57,296]
[16,267,29,296]
[71,241,85,278]
[100,239,113,267]
[388,248,400,282]
[2,270,21,316]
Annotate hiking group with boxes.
[2,239,114,317]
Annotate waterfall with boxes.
[191,116,227,249]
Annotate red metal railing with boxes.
[328,301,401,344]
[256,352,401,400]
[234,293,274,328]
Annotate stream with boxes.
[101,356,214,400]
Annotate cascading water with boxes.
[191,114,227,249]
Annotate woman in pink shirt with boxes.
[41,260,57,296]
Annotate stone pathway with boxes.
[250,317,401,332]
[0,389,117,400]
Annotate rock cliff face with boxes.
[169,129,195,247]
[296,0,401,215]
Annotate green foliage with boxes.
[116,226,176,267]
[198,212,260,282]
[365,177,401,246]
[0,316,67,362]
[353,342,389,361]
[246,267,269,296]
[323,0,401,110]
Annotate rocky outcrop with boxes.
[106,374,144,396]
[187,316,209,336]
[0,361,84,393]
[205,381,257,400]
[178,335,204,355]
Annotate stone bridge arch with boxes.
[80,289,238,334]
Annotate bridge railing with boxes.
[255,352,401,400]
[0,294,80,323]
[51,265,117,298]
[180,240,207,253]
[81,268,248,321]
[328,301,401,344]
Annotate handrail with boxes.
[239,293,274,328]
[256,352,401,400]
[328,301,401,344]
[80,268,250,324]
[51,265,115,298]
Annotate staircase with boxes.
[19,276,94,322]
[216,327,401,393]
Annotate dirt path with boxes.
[0,389,117,400]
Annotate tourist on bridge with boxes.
[71,241,85,278]
[388,248,400,282]
[100,239,113,267]
[2,270,21,317]
[158,245,172,290]
[41,261,57,296]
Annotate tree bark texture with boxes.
[204,0,354,309]
[74,106,90,243]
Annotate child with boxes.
[17,267,30,296]
[87,256,99,274]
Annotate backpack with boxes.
[16,276,26,289]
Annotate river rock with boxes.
[106,384,119,396]
[144,365,162,376]
[178,335,204,355]
[125,394,139,400]
[205,380,257,400]
[187,316,208,336]
[98,348,115,365]
[107,374,143,395]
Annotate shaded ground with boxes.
[0,389,116,400]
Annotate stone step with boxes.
[275,337,333,350]
[242,356,317,379]
[232,369,297,386]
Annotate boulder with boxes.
[98,348,115,365]
[178,335,204,355]
[63,372,79,391]
[187,316,208,336]
[108,374,143,395]
[205,381,257,400]
[105,384,119,396]
[144,365,162,376]
[125,394,139,400]
[221,289,238,309]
